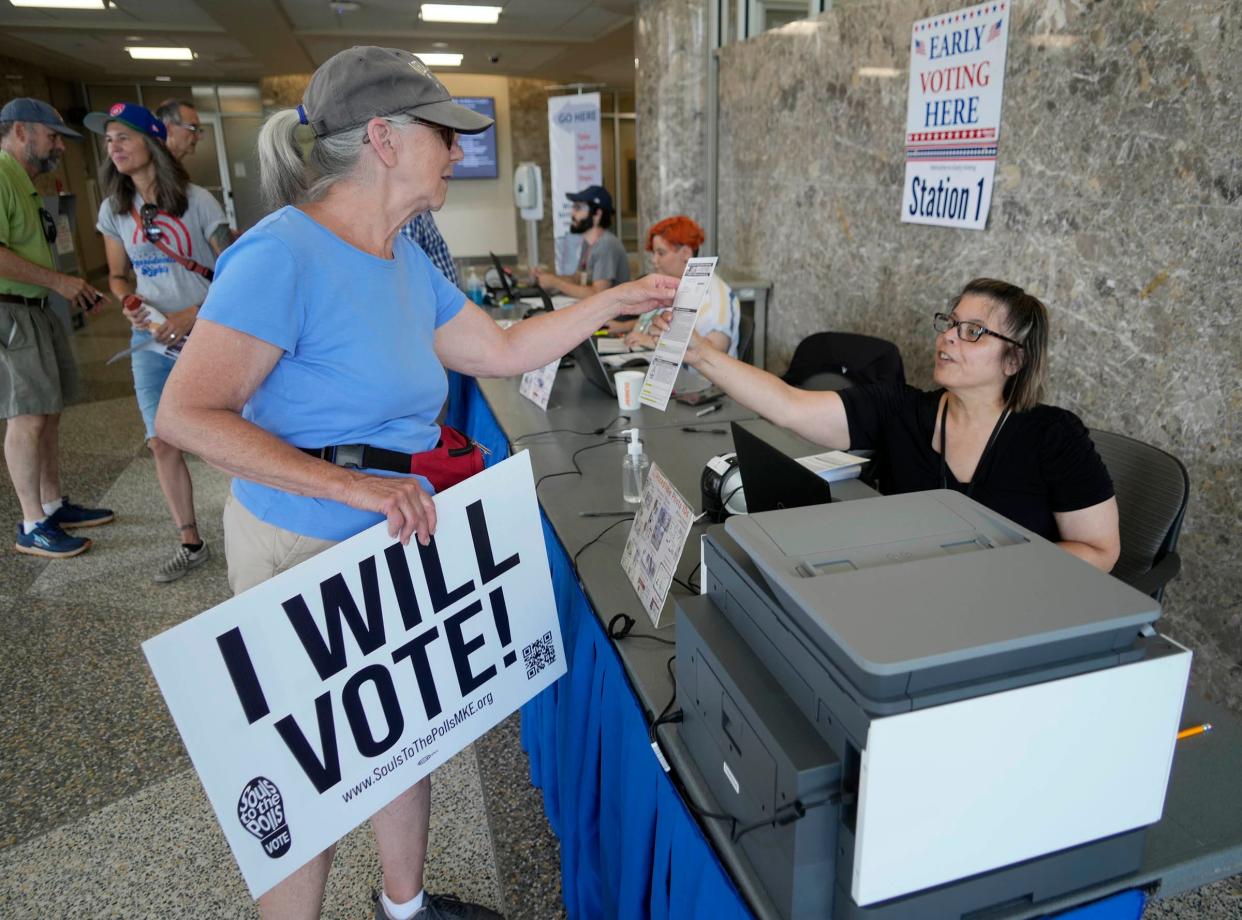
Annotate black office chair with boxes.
[781,332,906,391]
[1089,429,1190,602]
[735,313,755,364]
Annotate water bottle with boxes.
[465,268,485,306]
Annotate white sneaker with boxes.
[154,542,211,583]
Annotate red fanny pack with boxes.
[410,425,487,492]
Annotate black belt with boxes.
[0,293,48,307]
[300,444,412,473]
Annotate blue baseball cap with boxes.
[83,102,167,142]
[567,185,613,213]
[0,97,82,138]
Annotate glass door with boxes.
[180,113,237,228]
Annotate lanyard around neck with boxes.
[938,396,1010,498]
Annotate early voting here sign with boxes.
[901,1,1010,230]
[143,452,564,897]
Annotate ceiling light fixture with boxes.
[419,4,501,25]
[155,75,172,82]
[415,52,464,67]
[10,0,108,9]
[126,46,195,61]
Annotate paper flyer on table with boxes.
[639,257,718,411]
[518,358,559,410]
[620,463,696,626]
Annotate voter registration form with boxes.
[639,256,718,410]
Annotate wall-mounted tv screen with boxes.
[452,97,498,180]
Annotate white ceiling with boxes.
[0,0,637,86]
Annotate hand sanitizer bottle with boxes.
[621,428,651,504]
[465,268,485,305]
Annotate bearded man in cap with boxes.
[531,183,630,300]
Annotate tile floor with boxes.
[1,307,1235,919]
[0,308,565,919]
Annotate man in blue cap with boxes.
[0,97,114,558]
[532,183,630,300]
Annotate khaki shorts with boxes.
[0,300,80,419]
[222,492,339,595]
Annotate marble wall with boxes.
[636,0,711,239]
[507,77,558,268]
[643,0,1242,712]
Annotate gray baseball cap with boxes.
[0,97,82,138]
[301,46,494,138]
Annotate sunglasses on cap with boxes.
[38,207,57,245]
[139,203,164,243]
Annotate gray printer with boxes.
[675,490,1190,919]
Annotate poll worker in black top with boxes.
[652,278,1120,572]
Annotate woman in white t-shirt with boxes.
[87,102,232,584]
[623,215,740,357]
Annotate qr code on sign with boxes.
[523,631,557,679]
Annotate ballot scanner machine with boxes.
[675,490,1190,920]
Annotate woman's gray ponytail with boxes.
[258,108,423,210]
[257,108,308,209]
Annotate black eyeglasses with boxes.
[413,118,456,149]
[38,207,57,245]
[932,312,1024,348]
[139,203,164,243]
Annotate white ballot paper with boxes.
[143,452,565,899]
[797,450,871,482]
[640,256,718,410]
[620,463,696,627]
[519,358,559,410]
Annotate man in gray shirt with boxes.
[532,184,629,299]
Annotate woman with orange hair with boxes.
[618,215,740,357]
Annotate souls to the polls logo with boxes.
[237,777,291,859]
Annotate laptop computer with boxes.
[572,337,650,396]
[731,421,833,512]
[489,252,553,310]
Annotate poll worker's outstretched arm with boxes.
[653,313,851,450]
[435,274,679,378]
[1054,497,1121,573]
[626,327,729,355]
[156,320,437,547]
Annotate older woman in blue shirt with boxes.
[157,46,676,920]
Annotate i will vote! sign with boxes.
[143,451,564,897]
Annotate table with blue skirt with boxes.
[446,370,1241,920]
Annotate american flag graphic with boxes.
[987,18,1004,41]
[914,37,927,55]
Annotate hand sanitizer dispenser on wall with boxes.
[514,162,543,271]
[514,162,543,217]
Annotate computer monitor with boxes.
[731,421,833,512]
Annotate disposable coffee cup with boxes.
[615,370,645,411]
